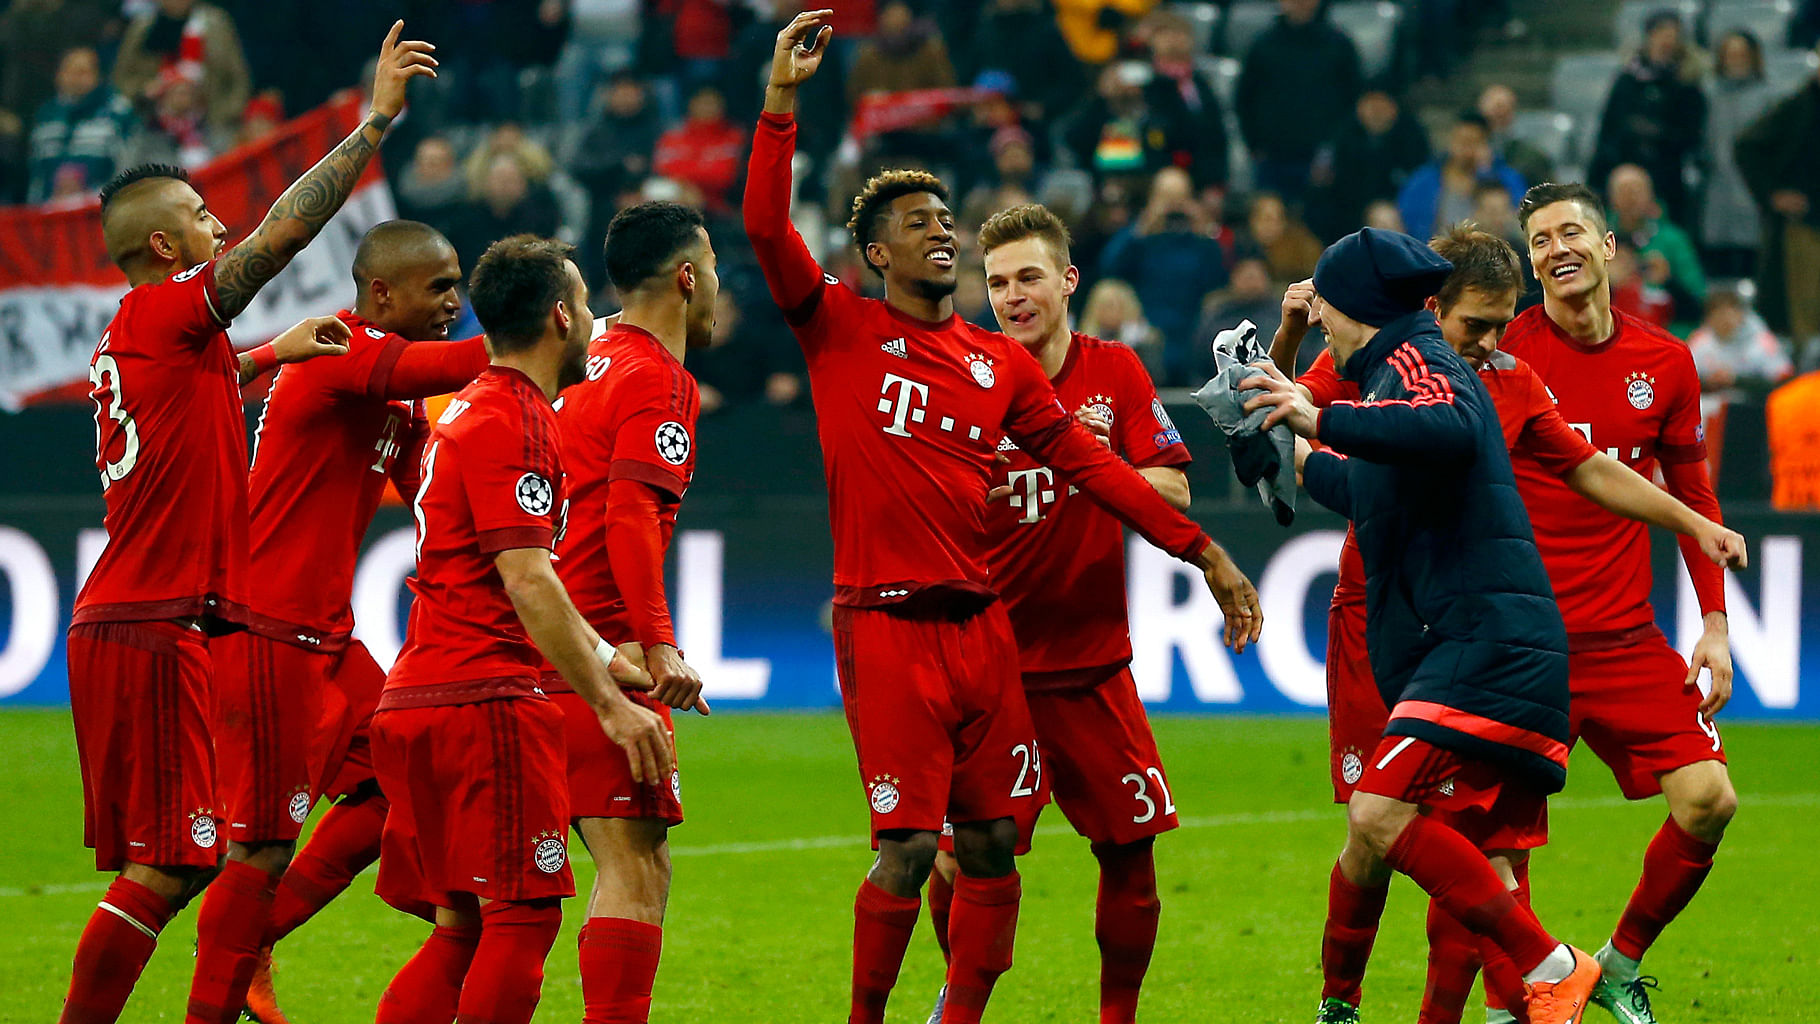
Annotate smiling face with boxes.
[1526,198,1614,304]
[984,235,1078,348]
[376,243,464,341]
[873,191,959,300]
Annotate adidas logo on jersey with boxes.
[881,337,908,359]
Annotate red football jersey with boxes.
[244,312,483,648]
[1502,306,1712,635]
[74,261,251,627]
[383,366,566,707]
[547,323,700,685]
[744,112,1209,608]
[987,333,1190,686]
[1305,348,1598,610]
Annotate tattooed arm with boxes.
[213,21,437,319]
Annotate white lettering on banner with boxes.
[1676,536,1801,709]
[1256,531,1344,706]
[0,528,57,698]
[75,529,108,592]
[0,184,393,411]
[1126,537,1241,702]
[676,531,771,699]
[351,527,417,670]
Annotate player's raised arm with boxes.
[1268,278,1320,402]
[212,21,437,319]
[743,10,835,316]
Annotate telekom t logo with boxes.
[878,373,930,437]
[1005,467,1057,523]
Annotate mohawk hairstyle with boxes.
[978,203,1073,269]
[99,164,190,211]
[1430,222,1524,310]
[1516,181,1607,237]
[847,168,949,278]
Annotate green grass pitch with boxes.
[1,710,1815,1022]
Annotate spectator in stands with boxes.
[1608,240,1679,329]
[1310,84,1432,240]
[1197,256,1289,380]
[1609,162,1706,334]
[463,122,557,197]
[1235,0,1363,202]
[27,47,136,204]
[960,126,1040,229]
[1703,30,1778,278]
[113,0,250,138]
[393,135,467,241]
[847,2,958,109]
[653,84,746,213]
[1473,180,1540,307]
[1139,8,1229,191]
[121,69,227,169]
[962,0,1086,127]
[1099,165,1228,383]
[237,91,284,148]
[1363,198,1405,232]
[1244,190,1325,282]
[1062,60,1185,190]
[651,0,738,95]
[449,150,562,272]
[1688,289,1793,394]
[0,0,120,144]
[1396,111,1526,243]
[691,287,807,413]
[554,0,642,123]
[1589,9,1706,223]
[1476,83,1553,186]
[724,1,847,164]
[1736,52,1820,368]
[571,71,662,279]
[1078,277,1162,371]
[1053,0,1156,66]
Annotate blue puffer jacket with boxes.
[1302,311,1571,793]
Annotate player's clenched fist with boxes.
[597,697,676,786]
[370,20,439,120]
[271,314,351,365]
[769,8,833,89]
[1694,522,1749,570]
[1196,541,1261,653]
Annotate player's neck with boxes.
[884,282,953,324]
[126,257,184,289]
[616,298,688,364]
[1029,323,1072,379]
[1543,288,1616,346]
[492,347,561,402]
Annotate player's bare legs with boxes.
[853,830,938,1023]
[576,817,670,1023]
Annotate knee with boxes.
[951,817,1018,879]
[874,830,940,894]
[1676,777,1739,840]
[233,840,295,876]
[1345,800,1408,861]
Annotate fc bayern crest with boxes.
[189,811,218,850]
[1086,394,1116,425]
[869,775,901,814]
[1625,371,1656,410]
[967,353,996,389]
[366,326,386,340]
[515,473,554,515]
[533,834,568,874]
[670,769,683,802]
[655,421,692,465]
[1340,752,1363,785]
[287,790,311,824]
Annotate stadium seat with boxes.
[1508,109,1578,178]
[1171,1,1221,55]
[1706,0,1798,49]
[1614,0,1701,52]
[1221,1,1279,56]
[1329,2,1403,79]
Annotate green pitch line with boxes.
[0,711,1815,1022]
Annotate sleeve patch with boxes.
[654,421,692,465]
[515,472,554,515]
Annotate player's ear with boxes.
[371,278,391,309]
[552,297,572,338]
[1424,295,1440,314]
[1062,264,1080,299]
[866,241,888,273]
[1601,231,1617,259]
[679,260,697,303]
[148,229,175,261]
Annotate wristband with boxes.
[594,636,618,666]
[245,342,278,375]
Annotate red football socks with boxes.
[187,859,280,1024]
[1320,862,1389,1006]
[850,879,920,1024]
[1612,815,1720,961]
[1419,897,1480,1024]
[1385,816,1557,974]
[1481,863,1532,1022]
[454,900,563,1024]
[267,793,388,943]
[579,917,663,1024]
[377,923,481,1024]
[942,872,1022,1024]
[59,877,173,1024]
[927,870,955,964]
[1093,842,1160,1024]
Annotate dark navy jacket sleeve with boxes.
[1313,343,1482,463]
[1303,449,1351,516]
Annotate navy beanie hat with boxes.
[1312,227,1455,328]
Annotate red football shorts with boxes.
[67,620,222,871]
[1324,600,1386,805]
[213,634,387,843]
[550,688,683,825]
[1568,628,1727,799]
[1355,735,1545,849]
[833,602,1045,846]
[1026,668,1178,847]
[371,696,574,918]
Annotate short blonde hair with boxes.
[978,203,1073,270]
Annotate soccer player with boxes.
[545,201,715,1023]
[369,235,672,1024]
[1504,183,1739,1024]
[63,22,435,1024]
[919,203,1192,1024]
[1272,225,1746,1024]
[204,220,491,1024]
[1245,227,1602,1024]
[745,13,1260,1024]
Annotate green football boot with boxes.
[1316,996,1361,1024]
[1590,973,1662,1024]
